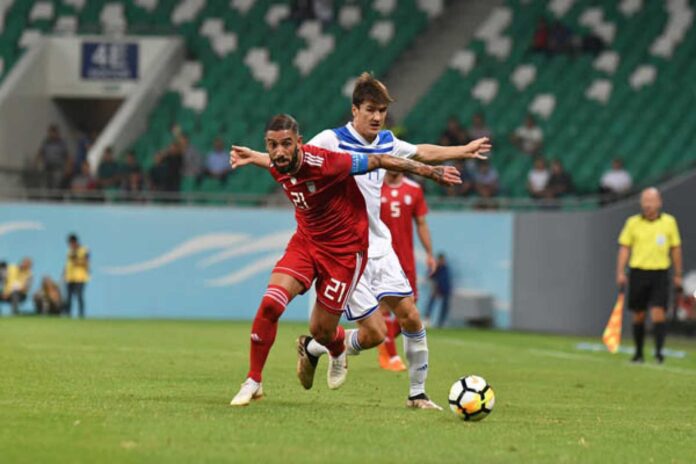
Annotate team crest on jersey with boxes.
[405,194,412,205]
[290,177,297,185]
[307,182,316,193]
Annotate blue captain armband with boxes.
[350,153,370,175]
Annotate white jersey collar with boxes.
[346,122,379,147]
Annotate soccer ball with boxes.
[448,375,495,421]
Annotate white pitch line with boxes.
[529,348,696,377]
[441,338,696,377]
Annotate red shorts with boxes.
[273,233,367,314]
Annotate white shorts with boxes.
[344,249,413,321]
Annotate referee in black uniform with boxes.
[616,188,682,363]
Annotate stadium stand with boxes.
[1,0,435,200]
[404,0,696,199]
[2,0,695,206]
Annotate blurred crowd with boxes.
[531,17,606,56]
[33,124,232,199]
[437,113,634,206]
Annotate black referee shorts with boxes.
[628,269,669,312]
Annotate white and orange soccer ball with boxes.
[448,375,495,421]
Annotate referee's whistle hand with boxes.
[616,274,627,289]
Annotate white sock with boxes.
[345,329,362,356]
[307,338,328,357]
[402,327,428,398]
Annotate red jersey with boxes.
[380,177,428,279]
[270,144,369,254]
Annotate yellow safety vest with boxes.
[65,246,90,283]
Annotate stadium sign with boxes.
[81,42,138,80]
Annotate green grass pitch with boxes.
[1,318,695,463]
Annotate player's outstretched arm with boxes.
[364,154,462,186]
[412,137,492,165]
[229,146,271,170]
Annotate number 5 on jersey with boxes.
[323,278,347,303]
[290,191,309,209]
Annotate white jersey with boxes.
[308,123,417,258]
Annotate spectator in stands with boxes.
[179,134,202,182]
[33,276,63,316]
[59,158,76,190]
[440,117,469,147]
[0,258,33,315]
[549,20,573,54]
[424,253,452,328]
[120,151,143,194]
[474,160,499,198]
[75,129,97,175]
[97,147,121,189]
[201,137,231,185]
[600,158,633,202]
[446,162,474,197]
[545,159,574,198]
[581,32,605,55]
[314,0,334,26]
[36,124,70,190]
[469,113,492,142]
[527,157,550,199]
[511,114,543,156]
[164,142,184,192]
[148,151,169,191]
[70,161,98,196]
[291,0,315,22]
[531,18,550,53]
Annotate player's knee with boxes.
[360,324,386,349]
[651,308,666,322]
[257,286,290,322]
[396,305,422,332]
[632,311,646,324]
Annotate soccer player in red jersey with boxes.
[230,114,461,406]
[377,171,434,371]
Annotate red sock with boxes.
[324,325,346,358]
[389,315,402,340]
[383,315,400,357]
[247,285,290,382]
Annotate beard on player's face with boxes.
[272,145,300,174]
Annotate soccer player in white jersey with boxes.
[231,73,490,409]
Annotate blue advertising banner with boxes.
[0,203,513,326]
[81,42,138,80]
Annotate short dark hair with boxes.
[265,114,299,134]
[352,72,394,107]
[68,234,78,243]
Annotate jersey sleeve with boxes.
[414,187,429,217]
[668,216,682,247]
[618,218,634,246]
[323,150,354,180]
[392,134,418,159]
[307,130,341,152]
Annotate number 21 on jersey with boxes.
[323,278,347,303]
[290,191,309,209]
